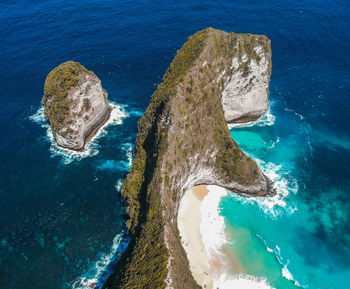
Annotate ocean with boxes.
[0,0,349,288]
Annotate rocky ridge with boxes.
[41,61,110,151]
[104,28,272,289]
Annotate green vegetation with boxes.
[104,28,271,289]
[104,29,209,289]
[41,61,91,134]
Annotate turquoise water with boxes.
[219,98,350,288]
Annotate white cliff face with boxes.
[221,43,271,123]
[55,72,110,150]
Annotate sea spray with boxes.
[115,179,124,192]
[274,245,302,288]
[30,102,128,164]
[121,142,133,167]
[71,233,129,289]
[228,154,299,218]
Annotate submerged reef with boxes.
[41,61,110,150]
[103,27,272,289]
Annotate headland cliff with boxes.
[104,27,272,289]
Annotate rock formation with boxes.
[104,28,272,289]
[41,61,110,150]
[221,34,271,123]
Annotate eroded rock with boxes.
[41,61,110,150]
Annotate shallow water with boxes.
[1,0,349,288]
[217,96,350,288]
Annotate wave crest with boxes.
[71,233,128,289]
[228,106,275,129]
[229,156,298,218]
[256,234,303,288]
[29,102,128,164]
[214,273,275,289]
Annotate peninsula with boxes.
[104,27,272,289]
[41,61,111,151]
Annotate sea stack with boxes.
[104,28,272,289]
[41,61,111,150]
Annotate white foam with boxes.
[121,142,133,167]
[282,266,293,281]
[274,245,302,288]
[228,106,275,129]
[215,102,300,287]
[257,234,302,288]
[256,234,274,253]
[115,179,124,192]
[228,155,298,218]
[71,233,124,289]
[200,186,274,289]
[119,104,144,117]
[227,101,298,216]
[29,102,128,164]
[214,273,275,289]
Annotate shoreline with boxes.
[177,185,213,288]
[177,185,245,289]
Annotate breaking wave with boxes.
[121,142,133,167]
[213,273,275,289]
[256,234,303,288]
[115,179,124,192]
[71,233,129,289]
[229,156,298,218]
[228,106,275,129]
[29,102,128,164]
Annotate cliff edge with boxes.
[104,28,272,289]
[41,61,111,150]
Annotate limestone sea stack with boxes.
[41,61,111,150]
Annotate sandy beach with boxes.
[177,185,245,289]
[177,185,213,288]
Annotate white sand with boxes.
[177,186,213,288]
[178,185,247,289]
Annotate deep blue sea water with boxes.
[0,0,349,288]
